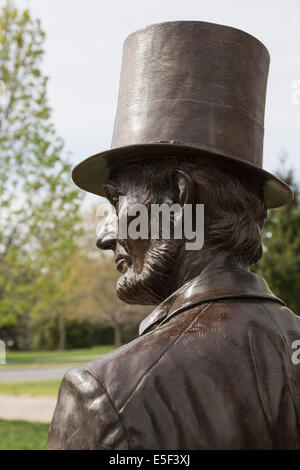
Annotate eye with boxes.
[103,183,120,209]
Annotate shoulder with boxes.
[84,322,181,408]
[47,367,128,449]
[85,300,300,392]
[47,326,178,449]
[57,300,300,412]
[81,300,255,402]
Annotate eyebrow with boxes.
[103,182,122,204]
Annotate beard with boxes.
[116,238,183,305]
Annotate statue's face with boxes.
[96,176,182,305]
[95,159,263,302]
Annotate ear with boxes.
[166,169,194,206]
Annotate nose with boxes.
[96,211,117,251]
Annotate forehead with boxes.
[106,166,147,197]
[102,182,146,212]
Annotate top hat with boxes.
[72,21,293,208]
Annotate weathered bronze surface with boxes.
[47,21,300,450]
[48,269,300,449]
[72,21,292,208]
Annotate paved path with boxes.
[0,394,57,423]
[0,365,76,423]
[0,365,72,382]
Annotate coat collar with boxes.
[139,268,285,336]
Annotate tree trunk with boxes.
[58,314,66,350]
[114,322,122,348]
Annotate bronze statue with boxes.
[47,21,300,450]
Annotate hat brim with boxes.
[71,143,293,209]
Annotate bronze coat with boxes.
[47,269,300,449]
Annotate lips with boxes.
[115,254,131,273]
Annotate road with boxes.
[0,394,57,423]
[0,364,78,423]
[0,365,72,382]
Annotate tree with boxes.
[253,162,300,316]
[0,2,82,347]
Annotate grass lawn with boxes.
[0,419,49,450]
[0,380,60,396]
[2,345,115,368]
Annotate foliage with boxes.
[33,318,114,350]
[3,344,114,366]
[0,3,82,332]
[253,164,300,315]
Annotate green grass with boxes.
[0,380,60,396]
[2,345,114,367]
[0,419,49,450]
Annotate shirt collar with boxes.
[139,268,285,336]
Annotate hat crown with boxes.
[112,21,270,167]
[71,21,293,208]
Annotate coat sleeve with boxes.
[47,367,129,450]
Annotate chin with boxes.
[115,239,182,305]
[116,269,162,305]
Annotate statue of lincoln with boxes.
[47,21,300,450]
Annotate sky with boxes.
[13,0,300,203]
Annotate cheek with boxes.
[127,239,150,272]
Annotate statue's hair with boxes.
[110,156,268,266]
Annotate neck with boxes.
[173,247,249,293]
